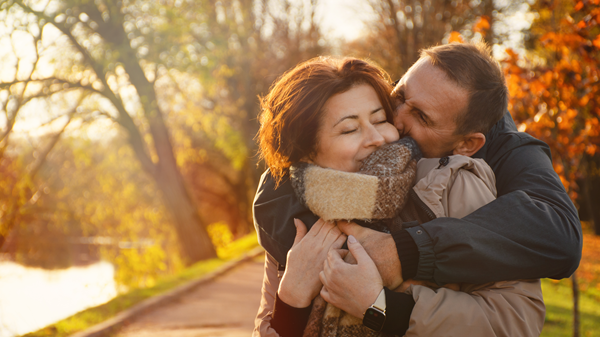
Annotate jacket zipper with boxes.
[409,189,437,222]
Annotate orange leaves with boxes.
[448,31,464,43]
[593,34,600,49]
[576,229,600,290]
[501,0,600,201]
[473,16,491,36]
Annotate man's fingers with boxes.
[337,220,363,237]
[292,218,308,245]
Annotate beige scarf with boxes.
[290,138,421,337]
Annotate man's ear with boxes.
[452,133,486,157]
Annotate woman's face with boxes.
[311,84,400,172]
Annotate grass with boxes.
[541,278,600,337]
[22,233,259,337]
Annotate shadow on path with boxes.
[116,255,265,337]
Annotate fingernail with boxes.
[348,235,357,244]
[293,218,299,227]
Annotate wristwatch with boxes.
[362,288,386,331]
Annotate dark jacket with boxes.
[253,112,582,285]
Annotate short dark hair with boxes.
[420,42,508,135]
[257,57,395,183]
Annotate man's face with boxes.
[392,57,469,158]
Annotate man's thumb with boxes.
[337,220,360,236]
[293,218,307,245]
[347,235,370,264]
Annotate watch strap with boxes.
[371,288,386,312]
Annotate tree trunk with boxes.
[153,164,217,264]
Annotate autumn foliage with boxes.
[498,0,600,289]
[502,0,600,201]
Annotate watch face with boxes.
[363,307,386,331]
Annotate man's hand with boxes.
[320,235,383,318]
[278,218,346,308]
[337,221,403,289]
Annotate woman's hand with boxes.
[278,218,347,308]
[320,235,384,318]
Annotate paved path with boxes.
[116,255,265,337]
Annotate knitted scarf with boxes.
[289,137,422,337]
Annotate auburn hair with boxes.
[257,56,395,183]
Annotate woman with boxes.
[253,56,544,337]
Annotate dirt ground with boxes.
[116,255,265,337]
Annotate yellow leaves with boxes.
[207,221,233,258]
[575,1,584,11]
[448,31,464,43]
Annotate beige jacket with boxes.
[253,155,545,337]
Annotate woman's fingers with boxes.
[332,232,347,249]
[307,218,327,238]
[292,218,308,245]
[321,221,344,246]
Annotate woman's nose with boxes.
[365,125,385,147]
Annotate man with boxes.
[253,42,581,334]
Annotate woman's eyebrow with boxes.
[333,107,383,127]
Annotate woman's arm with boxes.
[253,252,312,337]
[254,219,346,337]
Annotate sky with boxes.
[317,0,375,41]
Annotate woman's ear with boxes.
[452,133,486,157]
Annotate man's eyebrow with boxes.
[332,108,383,127]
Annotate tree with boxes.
[344,0,497,79]
[1,0,217,263]
[1,0,328,264]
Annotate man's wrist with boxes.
[392,226,420,280]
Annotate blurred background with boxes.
[0,0,598,336]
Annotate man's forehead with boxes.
[398,57,430,86]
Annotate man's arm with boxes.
[398,113,582,284]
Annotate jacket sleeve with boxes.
[405,280,545,337]
[405,113,582,284]
[253,252,282,337]
[253,253,312,337]
[253,171,320,266]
